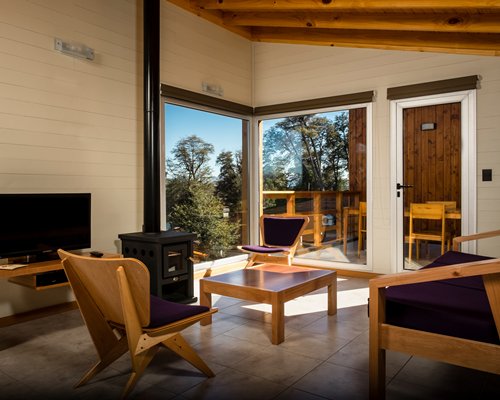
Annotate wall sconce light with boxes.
[54,38,94,61]
[202,82,223,97]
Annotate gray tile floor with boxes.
[0,276,499,399]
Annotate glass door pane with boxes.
[261,108,367,266]
[402,102,462,270]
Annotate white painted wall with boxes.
[161,4,252,105]
[253,43,500,273]
[0,0,251,318]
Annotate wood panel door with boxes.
[402,102,461,268]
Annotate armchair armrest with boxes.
[369,258,500,289]
[452,229,500,251]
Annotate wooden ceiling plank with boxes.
[195,0,500,11]
[223,12,500,33]
[251,27,500,56]
[167,0,252,38]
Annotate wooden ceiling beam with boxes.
[251,27,500,56]
[195,0,500,11]
[167,0,252,38]
[223,12,500,33]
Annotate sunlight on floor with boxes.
[241,287,369,316]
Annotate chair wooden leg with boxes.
[408,238,412,262]
[76,336,129,388]
[162,334,214,377]
[246,254,256,267]
[122,347,158,399]
[369,284,386,400]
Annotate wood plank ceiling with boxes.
[167,0,500,56]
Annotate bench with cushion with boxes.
[369,230,500,400]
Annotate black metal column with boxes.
[143,0,161,233]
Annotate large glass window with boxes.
[164,103,248,264]
[261,107,367,266]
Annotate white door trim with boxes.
[390,90,477,273]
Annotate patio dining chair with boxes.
[407,203,449,261]
[357,201,367,256]
[58,250,216,399]
[238,215,309,267]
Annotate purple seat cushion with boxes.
[263,217,305,246]
[385,251,499,344]
[241,245,289,253]
[147,295,209,328]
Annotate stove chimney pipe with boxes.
[143,0,161,233]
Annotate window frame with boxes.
[254,102,373,271]
[162,96,252,270]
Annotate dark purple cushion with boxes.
[385,251,499,344]
[241,245,289,253]
[263,217,305,246]
[147,295,209,328]
[420,251,491,291]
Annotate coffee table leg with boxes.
[327,281,337,315]
[271,295,285,345]
[199,280,212,326]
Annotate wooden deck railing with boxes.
[262,190,361,246]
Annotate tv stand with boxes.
[1,251,120,290]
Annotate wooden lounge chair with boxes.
[58,250,217,399]
[238,215,309,267]
[369,230,500,399]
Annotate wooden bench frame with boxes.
[369,230,500,399]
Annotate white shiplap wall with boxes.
[253,43,500,273]
[0,0,251,318]
[161,3,252,105]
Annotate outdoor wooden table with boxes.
[342,207,462,253]
[199,264,337,344]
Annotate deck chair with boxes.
[407,203,448,261]
[58,249,217,399]
[357,201,367,257]
[238,215,309,267]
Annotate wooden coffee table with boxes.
[199,264,337,344]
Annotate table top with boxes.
[201,264,336,292]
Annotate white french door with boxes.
[391,91,476,272]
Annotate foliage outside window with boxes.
[263,112,349,208]
[262,108,367,265]
[165,104,245,262]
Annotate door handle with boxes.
[396,183,414,190]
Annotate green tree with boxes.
[323,112,349,190]
[171,134,214,183]
[263,113,349,191]
[215,150,241,215]
[166,135,239,260]
[168,181,238,259]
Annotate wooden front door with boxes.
[402,102,461,268]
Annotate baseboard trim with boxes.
[0,301,78,327]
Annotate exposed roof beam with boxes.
[251,27,500,56]
[167,0,252,38]
[195,0,500,11]
[224,12,500,33]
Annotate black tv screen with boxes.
[0,193,91,259]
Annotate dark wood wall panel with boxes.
[403,102,461,207]
[348,107,367,202]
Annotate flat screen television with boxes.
[0,193,91,260]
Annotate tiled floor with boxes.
[0,276,499,399]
